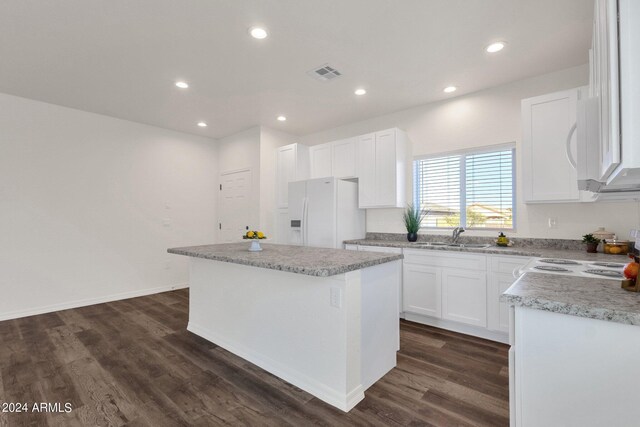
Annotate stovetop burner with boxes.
[538,258,581,265]
[590,262,626,269]
[584,269,624,278]
[534,265,571,272]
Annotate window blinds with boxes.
[414,147,514,229]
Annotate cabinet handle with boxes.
[566,122,578,169]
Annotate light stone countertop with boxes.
[344,239,628,262]
[501,272,640,326]
[168,242,403,277]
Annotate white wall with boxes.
[301,65,640,239]
[0,92,219,320]
[259,126,297,238]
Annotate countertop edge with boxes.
[500,293,640,326]
[167,247,403,277]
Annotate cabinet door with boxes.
[309,144,332,179]
[357,133,376,208]
[442,268,487,327]
[375,129,397,206]
[332,137,357,178]
[522,89,580,203]
[402,263,441,318]
[276,145,297,208]
[488,273,517,333]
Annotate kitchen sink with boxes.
[446,243,492,248]
[414,242,449,247]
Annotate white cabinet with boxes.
[331,138,358,178]
[276,143,309,209]
[521,89,581,203]
[276,208,290,244]
[309,137,358,180]
[488,256,530,333]
[357,128,409,208]
[309,144,332,179]
[402,250,486,324]
[442,268,487,327]
[403,263,442,318]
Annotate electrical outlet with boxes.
[330,287,342,308]
[548,217,558,228]
[162,218,171,227]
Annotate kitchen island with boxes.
[168,242,403,411]
[502,272,640,427]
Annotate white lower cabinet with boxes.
[488,256,530,334]
[442,268,487,327]
[403,263,441,318]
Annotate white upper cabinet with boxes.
[357,128,409,208]
[309,144,332,178]
[521,88,581,203]
[331,137,358,178]
[276,143,309,208]
[309,137,358,179]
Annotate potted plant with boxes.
[582,233,601,253]
[403,205,427,242]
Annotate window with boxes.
[413,146,515,229]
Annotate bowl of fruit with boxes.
[243,230,267,252]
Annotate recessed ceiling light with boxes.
[175,81,189,89]
[277,116,287,122]
[486,42,506,53]
[443,86,457,93]
[249,27,268,39]
[354,88,367,96]
[197,122,207,127]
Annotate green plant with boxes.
[582,234,601,244]
[403,205,427,233]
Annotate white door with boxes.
[305,177,336,248]
[219,170,252,243]
[489,273,517,333]
[402,263,442,318]
[357,133,376,208]
[442,268,487,327]
[276,208,289,245]
[309,144,332,179]
[375,129,397,207]
[276,145,297,208]
[332,137,357,178]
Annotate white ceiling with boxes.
[0,0,593,139]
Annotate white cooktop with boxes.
[519,258,626,280]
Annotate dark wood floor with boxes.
[0,289,509,426]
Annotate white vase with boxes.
[249,239,262,252]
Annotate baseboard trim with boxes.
[0,283,189,321]
[403,313,509,344]
[188,322,365,412]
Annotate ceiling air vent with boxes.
[307,64,342,82]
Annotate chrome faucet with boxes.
[452,226,465,243]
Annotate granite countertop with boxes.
[168,243,403,277]
[501,272,640,326]
[344,239,627,262]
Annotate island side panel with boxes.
[515,307,640,427]
[360,260,400,390]
[186,257,364,411]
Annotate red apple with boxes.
[623,261,639,280]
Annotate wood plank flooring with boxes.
[0,289,509,426]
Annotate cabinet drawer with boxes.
[403,249,487,271]
[490,255,531,275]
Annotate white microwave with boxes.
[576,0,640,197]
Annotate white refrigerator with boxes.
[288,177,365,248]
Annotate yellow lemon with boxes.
[246,231,255,238]
[257,231,264,239]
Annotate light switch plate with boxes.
[330,287,342,308]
